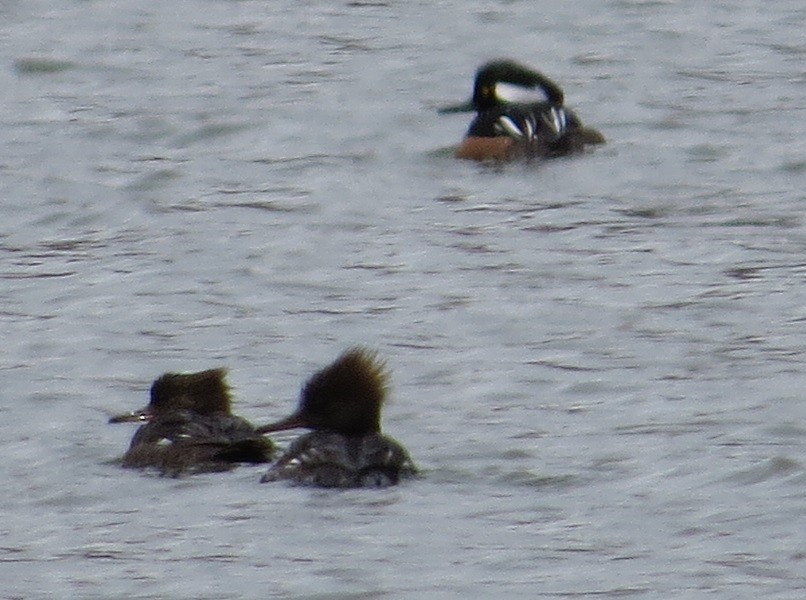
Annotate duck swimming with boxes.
[110,368,274,476]
[257,348,417,488]
[439,59,605,162]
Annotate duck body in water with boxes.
[439,59,605,162]
[110,368,273,476]
[257,348,417,488]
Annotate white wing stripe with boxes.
[542,107,567,135]
[496,115,525,138]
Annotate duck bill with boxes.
[437,100,475,114]
[109,407,153,424]
[255,412,307,434]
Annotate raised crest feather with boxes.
[303,347,388,405]
[150,367,232,415]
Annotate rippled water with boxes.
[2,1,805,598]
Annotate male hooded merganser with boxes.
[256,348,417,488]
[110,368,274,476]
[439,59,605,162]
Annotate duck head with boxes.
[439,59,565,114]
[257,348,389,437]
[109,368,231,423]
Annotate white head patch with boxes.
[494,82,549,104]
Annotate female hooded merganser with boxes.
[257,348,417,488]
[439,59,605,162]
[110,368,274,476]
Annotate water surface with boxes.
[1,1,805,598]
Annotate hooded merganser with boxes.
[256,348,417,488]
[110,368,274,476]
[439,59,605,162]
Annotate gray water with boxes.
[2,0,805,598]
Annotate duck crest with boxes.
[150,367,231,416]
[299,347,389,435]
[472,59,565,108]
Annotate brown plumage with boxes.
[257,348,417,488]
[110,368,273,476]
